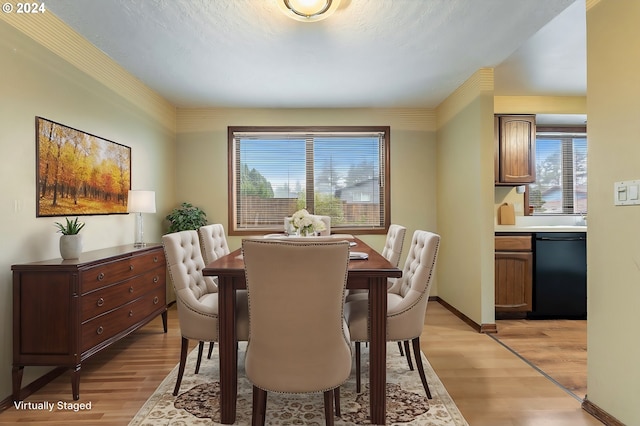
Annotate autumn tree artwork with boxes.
[37,117,131,217]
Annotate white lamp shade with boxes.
[127,190,156,213]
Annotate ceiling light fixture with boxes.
[278,0,341,22]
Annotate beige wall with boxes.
[435,69,496,326]
[0,19,176,399]
[586,0,640,423]
[175,108,439,286]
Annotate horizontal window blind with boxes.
[228,126,390,234]
[530,131,587,214]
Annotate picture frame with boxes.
[36,117,131,217]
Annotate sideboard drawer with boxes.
[81,250,164,294]
[81,287,165,353]
[80,267,165,322]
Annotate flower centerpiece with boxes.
[289,209,326,237]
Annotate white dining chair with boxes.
[345,230,440,398]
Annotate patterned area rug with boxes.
[129,342,468,425]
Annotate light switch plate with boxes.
[614,180,640,205]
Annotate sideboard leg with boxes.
[162,310,168,333]
[71,365,81,400]
[12,366,24,401]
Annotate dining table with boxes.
[203,235,402,425]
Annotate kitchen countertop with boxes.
[495,225,587,233]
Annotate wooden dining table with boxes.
[203,236,402,425]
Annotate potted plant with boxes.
[165,202,207,233]
[54,217,85,259]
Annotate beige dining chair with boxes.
[345,224,406,301]
[162,230,249,396]
[198,223,230,266]
[198,223,232,359]
[242,239,352,425]
[345,230,440,398]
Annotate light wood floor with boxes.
[491,318,587,400]
[0,302,601,425]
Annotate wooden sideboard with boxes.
[12,244,167,401]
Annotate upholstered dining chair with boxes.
[162,230,249,396]
[345,230,440,398]
[242,239,352,425]
[198,223,230,266]
[345,224,406,301]
[197,223,231,359]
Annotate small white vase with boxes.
[60,234,83,259]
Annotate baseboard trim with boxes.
[581,397,624,426]
[434,296,497,333]
[0,366,67,412]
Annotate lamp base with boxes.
[133,242,147,248]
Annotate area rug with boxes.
[129,342,468,425]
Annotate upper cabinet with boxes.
[495,115,536,185]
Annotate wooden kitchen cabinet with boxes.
[495,114,536,184]
[12,244,167,401]
[495,235,533,315]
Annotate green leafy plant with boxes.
[165,202,207,233]
[54,217,85,235]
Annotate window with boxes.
[529,127,587,214]
[228,126,390,235]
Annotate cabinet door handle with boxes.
[128,310,134,317]
[129,286,134,293]
[153,256,158,263]
[129,264,134,271]
[96,326,104,335]
[96,298,105,307]
[153,296,159,305]
[97,272,105,281]
[153,276,159,283]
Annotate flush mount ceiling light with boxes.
[278,0,341,22]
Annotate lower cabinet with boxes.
[495,234,532,314]
[12,244,167,401]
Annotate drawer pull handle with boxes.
[129,286,134,293]
[153,276,159,283]
[96,326,104,335]
[153,256,158,263]
[153,296,159,305]
[97,298,105,307]
[129,265,134,271]
[129,310,134,317]
[97,272,105,281]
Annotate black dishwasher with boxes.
[529,232,587,319]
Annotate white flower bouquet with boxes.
[289,209,326,236]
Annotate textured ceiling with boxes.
[45,0,585,109]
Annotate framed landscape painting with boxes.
[36,117,131,217]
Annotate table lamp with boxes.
[127,190,156,247]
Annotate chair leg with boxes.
[404,340,414,371]
[355,342,361,393]
[412,337,432,399]
[334,386,341,417]
[195,341,205,374]
[398,341,404,356]
[252,386,267,426]
[173,337,189,396]
[323,389,335,426]
[207,342,214,359]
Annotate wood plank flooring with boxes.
[0,302,601,425]
[490,318,587,399]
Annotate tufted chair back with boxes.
[381,224,407,267]
[198,223,230,266]
[242,239,351,394]
[162,230,218,342]
[386,230,440,339]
